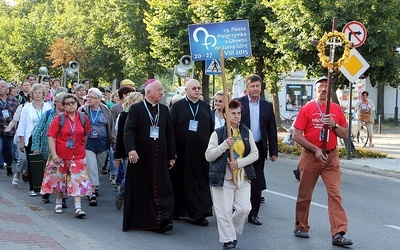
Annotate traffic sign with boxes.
[340,48,370,82]
[205,59,222,75]
[188,20,252,61]
[342,21,367,48]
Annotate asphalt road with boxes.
[2,157,400,249]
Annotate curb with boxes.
[279,153,400,180]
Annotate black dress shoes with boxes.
[194,218,209,226]
[248,215,262,225]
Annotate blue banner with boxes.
[188,20,252,61]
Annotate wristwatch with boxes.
[332,122,338,129]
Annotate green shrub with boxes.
[278,137,387,158]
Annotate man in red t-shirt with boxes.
[292,76,353,246]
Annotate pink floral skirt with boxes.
[40,158,92,197]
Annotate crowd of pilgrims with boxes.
[0,74,279,250]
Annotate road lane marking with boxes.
[385,225,400,230]
[265,190,328,209]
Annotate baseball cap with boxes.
[315,76,329,84]
[121,79,135,86]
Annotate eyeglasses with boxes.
[64,101,76,106]
[86,96,98,99]
[191,86,202,91]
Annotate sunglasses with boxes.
[64,101,76,106]
[191,86,202,91]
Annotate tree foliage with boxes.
[0,0,399,116]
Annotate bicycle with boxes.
[279,110,298,127]
[340,113,369,148]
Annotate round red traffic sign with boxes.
[342,21,367,48]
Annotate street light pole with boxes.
[395,88,398,126]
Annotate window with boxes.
[285,84,313,111]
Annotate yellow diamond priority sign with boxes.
[340,48,370,83]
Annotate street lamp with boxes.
[395,47,400,126]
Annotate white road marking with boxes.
[385,225,400,230]
[265,190,328,209]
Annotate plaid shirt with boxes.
[31,108,57,159]
[0,95,19,136]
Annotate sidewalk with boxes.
[0,182,78,249]
[278,126,400,179]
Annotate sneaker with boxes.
[294,229,309,238]
[29,190,37,197]
[89,195,97,206]
[369,143,374,147]
[6,166,13,177]
[115,196,123,210]
[75,208,86,218]
[332,234,353,246]
[223,241,236,250]
[42,194,50,204]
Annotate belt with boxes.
[304,147,336,154]
[325,148,336,154]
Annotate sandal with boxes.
[55,204,63,214]
[12,174,18,187]
[75,208,86,218]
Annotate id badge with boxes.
[66,138,75,148]
[150,126,159,140]
[188,120,198,132]
[319,129,329,142]
[90,129,98,139]
[2,110,10,118]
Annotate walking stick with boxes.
[219,49,237,184]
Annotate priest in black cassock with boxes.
[123,80,176,233]
[170,78,214,226]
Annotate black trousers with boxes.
[249,141,266,217]
[24,136,33,191]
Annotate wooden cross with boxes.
[321,17,339,155]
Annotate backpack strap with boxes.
[58,111,88,136]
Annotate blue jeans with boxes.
[0,135,14,166]
[108,147,118,176]
[117,158,128,199]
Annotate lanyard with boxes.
[143,101,159,126]
[215,110,224,127]
[67,116,77,135]
[315,100,325,119]
[0,98,7,107]
[89,108,100,124]
[185,97,199,120]
[33,101,44,120]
